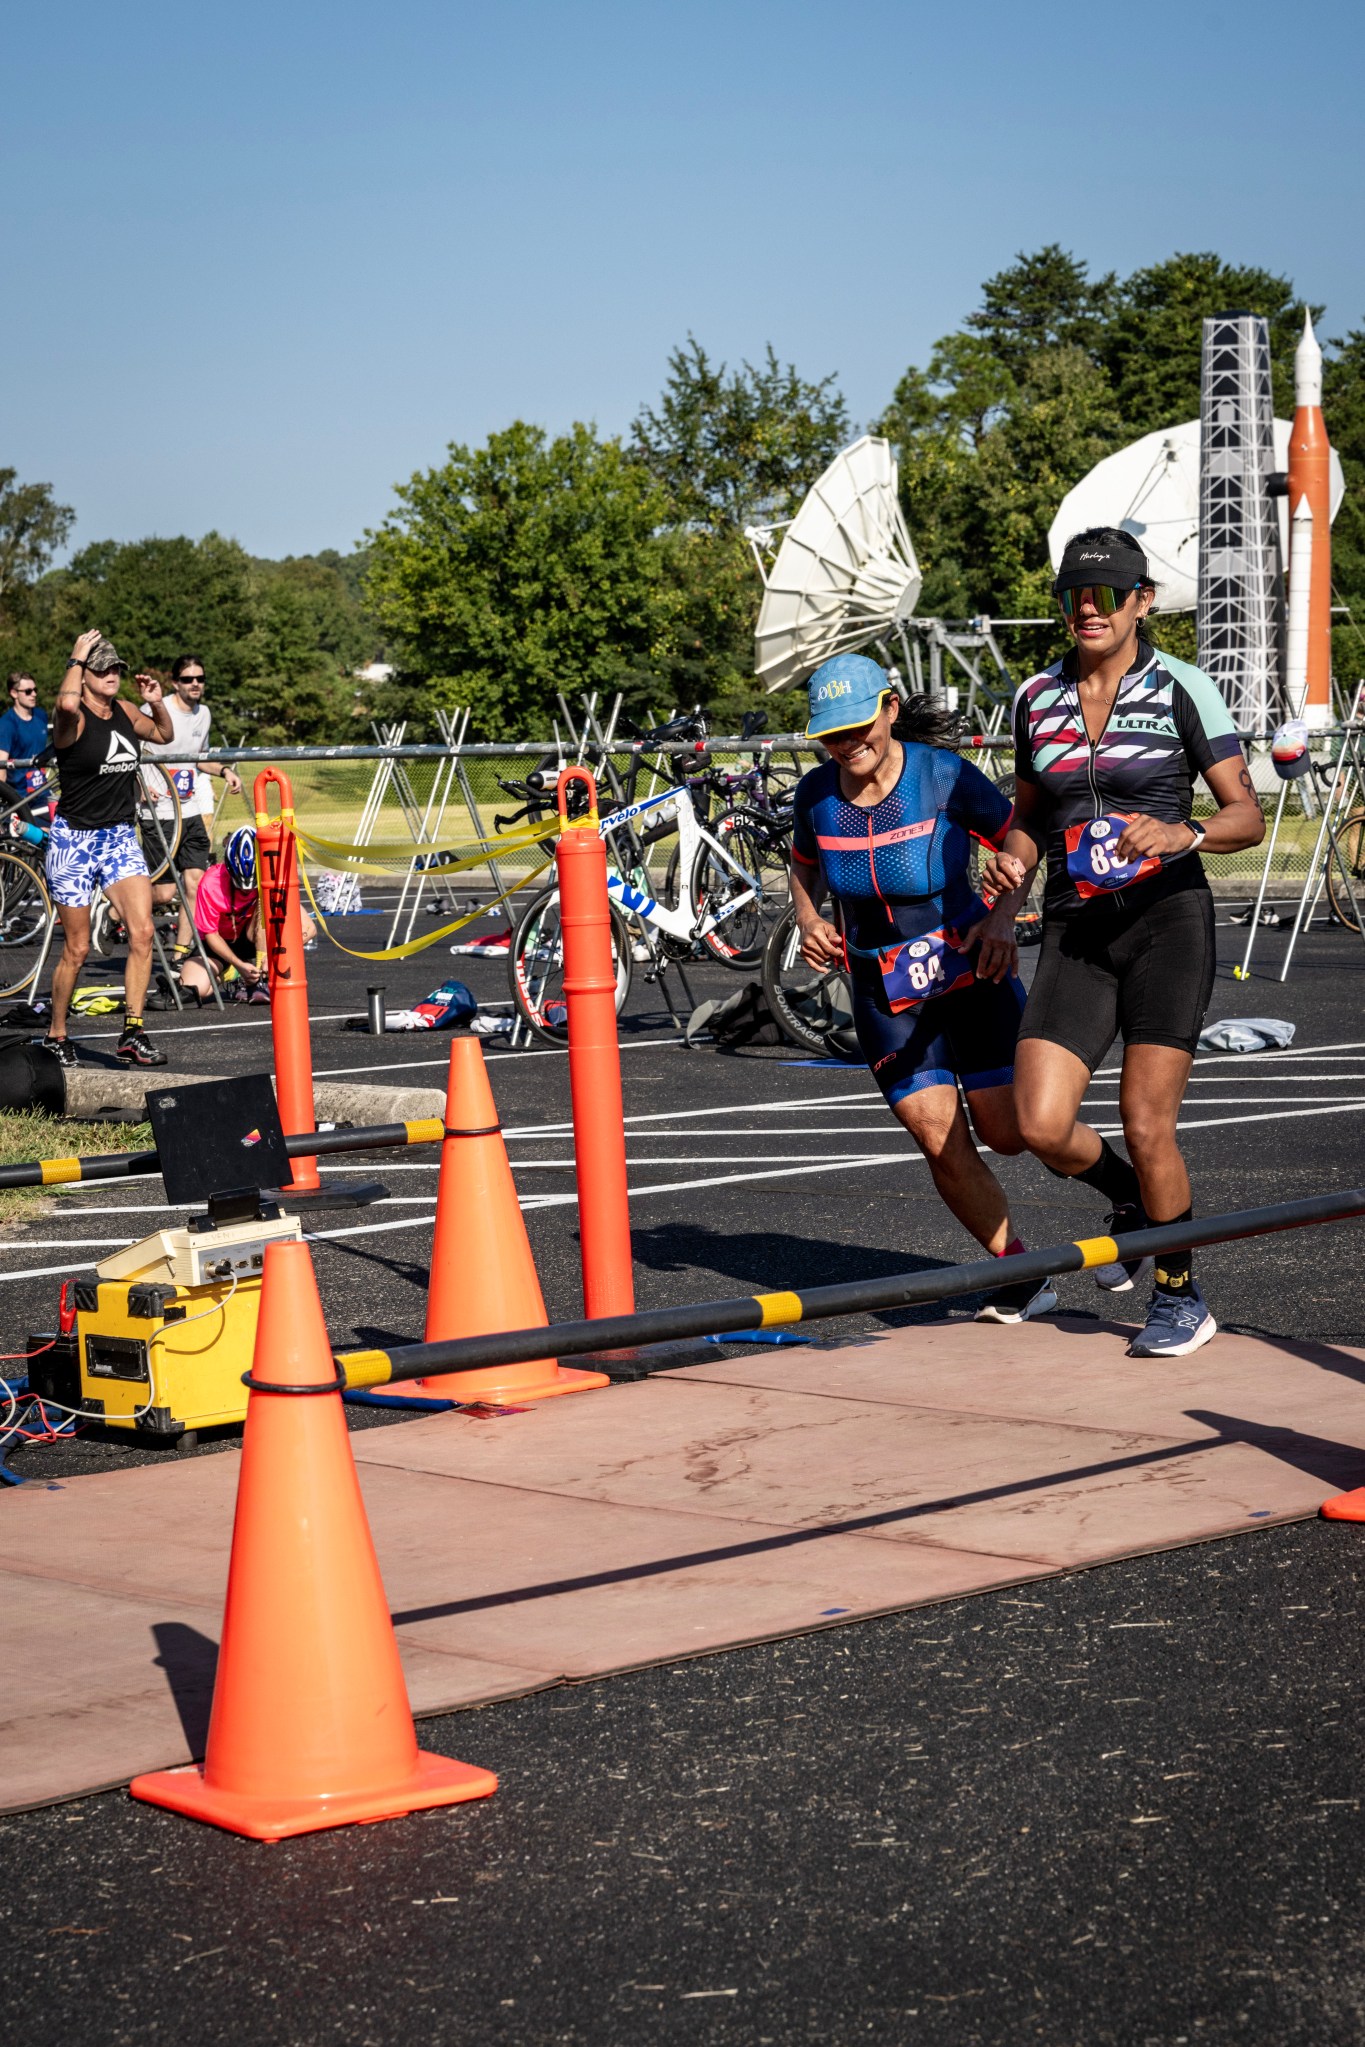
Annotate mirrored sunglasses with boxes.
[1059,584,1137,619]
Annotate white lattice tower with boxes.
[1197,314,1285,728]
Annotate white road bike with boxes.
[508,781,764,1044]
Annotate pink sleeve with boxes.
[193,864,230,937]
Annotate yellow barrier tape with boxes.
[298,847,555,962]
[1074,1235,1120,1269]
[294,812,560,878]
[755,1290,804,1328]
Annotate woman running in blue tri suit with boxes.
[982,527,1265,1358]
[788,652,1049,1323]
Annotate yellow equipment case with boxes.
[30,1209,305,1443]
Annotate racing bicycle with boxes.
[508,775,764,1044]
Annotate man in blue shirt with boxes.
[0,672,53,818]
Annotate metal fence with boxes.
[173,717,1365,912]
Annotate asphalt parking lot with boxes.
[1,903,1363,2043]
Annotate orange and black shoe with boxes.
[115,1018,168,1068]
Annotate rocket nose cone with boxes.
[1295,307,1323,408]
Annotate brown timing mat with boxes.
[2,1314,1363,1814]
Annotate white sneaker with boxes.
[975,1278,1058,1325]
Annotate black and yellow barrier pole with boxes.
[332,1189,1365,1394]
[0,1117,448,1191]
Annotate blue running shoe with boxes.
[1092,1203,1154,1293]
[1127,1284,1217,1359]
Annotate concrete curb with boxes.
[61,1069,446,1125]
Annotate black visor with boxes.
[1052,534,1150,597]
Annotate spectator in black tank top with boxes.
[45,630,175,1069]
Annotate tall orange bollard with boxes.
[416,1035,608,1402]
[130,1239,497,1839]
[555,769,635,1320]
[254,768,319,1193]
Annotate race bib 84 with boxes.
[880,929,976,1014]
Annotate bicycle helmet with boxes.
[224,826,258,892]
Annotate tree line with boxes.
[3,247,1361,743]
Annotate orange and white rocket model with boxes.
[1286,310,1333,725]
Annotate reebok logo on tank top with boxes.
[100,730,140,775]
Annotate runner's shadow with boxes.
[629,1222,971,1321]
[150,1621,218,1756]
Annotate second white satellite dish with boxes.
[749,435,921,693]
[1050,419,1346,612]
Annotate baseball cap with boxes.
[1052,531,1150,598]
[84,637,128,675]
[1271,719,1312,780]
[806,654,892,738]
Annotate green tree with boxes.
[630,339,850,719]
[631,337,849,530]
[0,470,75,611]
[1099,252,1312,430]
[1323,327,1365,685]
[965,244,1116,376]
[51,533,257,691]
[365,421,682,736]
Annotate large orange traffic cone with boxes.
[1321,1486,1365,1521]
[130,1240,497,1839]
[417,1035,608,1403]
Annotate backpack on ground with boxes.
[686,981,785,1049]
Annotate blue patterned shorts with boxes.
[45,816,149,907]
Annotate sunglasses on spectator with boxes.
[178,673,206,684]
[1058,585,1140,619]
[13,686,36,695]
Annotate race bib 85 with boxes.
[1064,814,1161,898]
[880,929,976,1014]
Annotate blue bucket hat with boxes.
[805,654,892,738]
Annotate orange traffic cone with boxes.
[130,1240,497,1839]
[1321,1487,1365,1521]
[417,1036,608,1402]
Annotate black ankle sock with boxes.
[1070,1139,1142,1212]
[1153,1208,1195,1296]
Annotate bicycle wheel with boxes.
[1326,807,1365,932]
[0,849,53,998]
[508,884,633,1046]
[761,904,855,1055]
[693,813,790,969]
[135,769,182,883]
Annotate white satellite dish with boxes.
[1050,419,1346,612]
[748,435,921,693]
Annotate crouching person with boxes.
[178,826,316,1003]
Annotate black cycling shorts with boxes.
[1019,886,1215,1070]
[170,815,213,876]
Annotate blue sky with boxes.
[6,0,1361,560]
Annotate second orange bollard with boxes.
[254,768,320,1193]
[555,769,635,1320]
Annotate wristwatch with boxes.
[1184,820,1207,852]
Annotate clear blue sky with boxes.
[6,0,1361,561]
